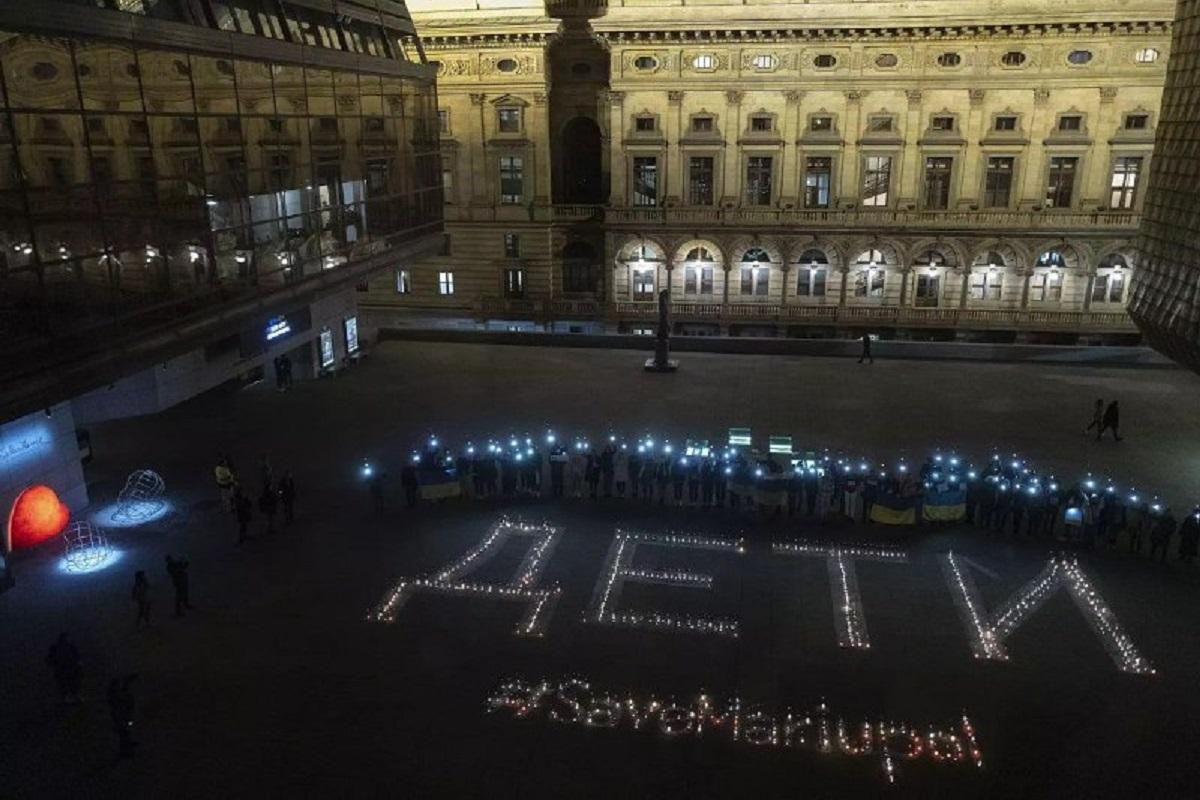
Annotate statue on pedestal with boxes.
[644,287,679,372]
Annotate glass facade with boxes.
[0,0,440,365]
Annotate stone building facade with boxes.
[367,0,1174,342]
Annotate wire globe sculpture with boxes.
[63,521,111,573]
[113,469,166,524]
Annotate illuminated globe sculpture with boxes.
[62,521,111,573]
[113,469,166,524]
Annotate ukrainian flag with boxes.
[418,466,462,500]
[869,491,919,525]
[923,482,967,522]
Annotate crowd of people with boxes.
[379,430,1198,565]
[214,452,296,544]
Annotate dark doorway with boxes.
[559,117,603,204]
[562,240,600,293]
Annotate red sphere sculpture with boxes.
[7,485,71,550]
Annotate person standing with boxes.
[46,633,82,705]
[613,446,629,499]
[1178,508,1200,564]
[131,571,151,626]
[259,484,278,534]
[278,472,296,524]
[858,331,874,364]
[550,448,567,497]
[1098,400,1123,441]
[106,675,136,759]
[214,455,236,512]
[1083,398,1104,436]
[165,556,191,617]
[235,489,253,543]
[1150,512,1176,564]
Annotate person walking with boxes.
[1149,512,1176,564]
[1098,400,1123,441]
[165,556,191,617]
[214,455,236,512]
[858,331,874,364]
[234,488,253,543]
[1178,508,1200,564]
[46,633,82,705]
[278,472,296,524]
[259,484,278,534]
[1083,398,1104,436]
[106,675,137,759]
[131,571,151,626]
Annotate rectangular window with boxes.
[994,115,1018,131]
[740,265,770,296]
[931,116,955,132]
[923,156,953,210]
[632,266,656,300]
[1058,115,1082,132]
[504,267,525,298]
[983,157,1014,208]
[1091,275,1109,303]
[1031,271,1063,302]
[1109,156,1142,210]
[861,155,892,207]
[1108,271,1125,303]
[810,116,833,132]
[634,116,656,132]
[915,273,940,307]
[396,269,411,294]
[499,156,523,204]
[970,271,1004,300]
[683,264,714,295]
[749,116,773,132]
[745,156,773,206]
[438,109,449,133]
[1045,157,1078,208]
[854,269,886,298]
[691,116,714,133]
[504,233,520,258]
[805,157,832,209]
[497,108,521,133]
[1124,114,1149,130]
[438,271,455,295]
[796,268,827,297]
[867,116,894,133]
[688,156,714,206]
[632,157,658,207]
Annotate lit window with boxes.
[1030,271,1063,302]
[632,265,656,300]
[854,250,887,298]
[692,54,716,70]
[861,156,892,207]
[438,271,455,295]
[499,156,523,204]
[632,157,658,207]
[396,269,411,294]
[810,116,833,132]
[970,269,1004,301]
[1045,157,1078,208]
[504,233,520,258]
[1134,47,1159,64]
[497,107,521,133]
[804,157,832,209]
[1109,157,1142,210]
[504,267,525,298]
[795,249,829,297]
[751,54,776,70]
[683,247,715,295]
[740,249,771,296]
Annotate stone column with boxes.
[666,90,685,203]
[957,89,987,209]
[898,266,912,306]
[1082,274,1095,311]
[608,91,626,206]
[839,90,867,202]
[896,89,923,207]
[779,90,804,206]
[722,90,743,205]
[1018,89,1052,209]
[722,265,731,305]
[838,266,850,306]
[959,268,971,309]
[532,92,550,207]
[1020,270,1032,309]
[470,93,489,205]
[780,263,791,306]
[1086,87,1119,207]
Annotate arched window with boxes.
[1027,251,1064,302]
[914,249,946,268]
[683,246,715,295]
[739,248,770,296]
[970,253,1005,301]
[625,241,661,301]
[913,250,946,307]
[1093,253,1129,304]
[795,249,829,298]
[1036,250,1065,268]
[853,250,886,299]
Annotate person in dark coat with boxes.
[1083,398,1104,436]
[107,675,137,759]
[259,484,278,534]
[1098,400,1123,441]
[549,448,566,497]
[1179,508,1200,564]
[235,489,253,543]
[278,473,296,524]
[46,633,81,704]
[400,463,419,508]
[165,556,191,617]
[131,571,151,626]
[1149,513,1176,564]
[858,331,873,364]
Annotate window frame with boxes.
[499,155,524,204]
[438,271,455,295]
[860,154,893,208]
[744,155,774,206]
[804,156,833,209]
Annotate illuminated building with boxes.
[367,0,1172,343]
[0,0,440,559]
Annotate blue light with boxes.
[663,444,673,454]
[754,468,763,478]
[466,446,475,455]
[546,433,556,445]
[91,500,174,528]
[58,547,123,575]
[637,444,646,453]
[724,467,732,475]
[949,457,959,467]
[968,471,977,479]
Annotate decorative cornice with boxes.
[668,90,685,105]
[1100,86,1119,103]
[725,90,744,105]
[596,21,1170,44]
[784,90,804,104]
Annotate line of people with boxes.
[214,453,297,543]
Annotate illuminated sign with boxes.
[265,315,292,341]
[344,316,359,354]
[769,435,793,454]
[728,427,752,447]
[319,328,336,368]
